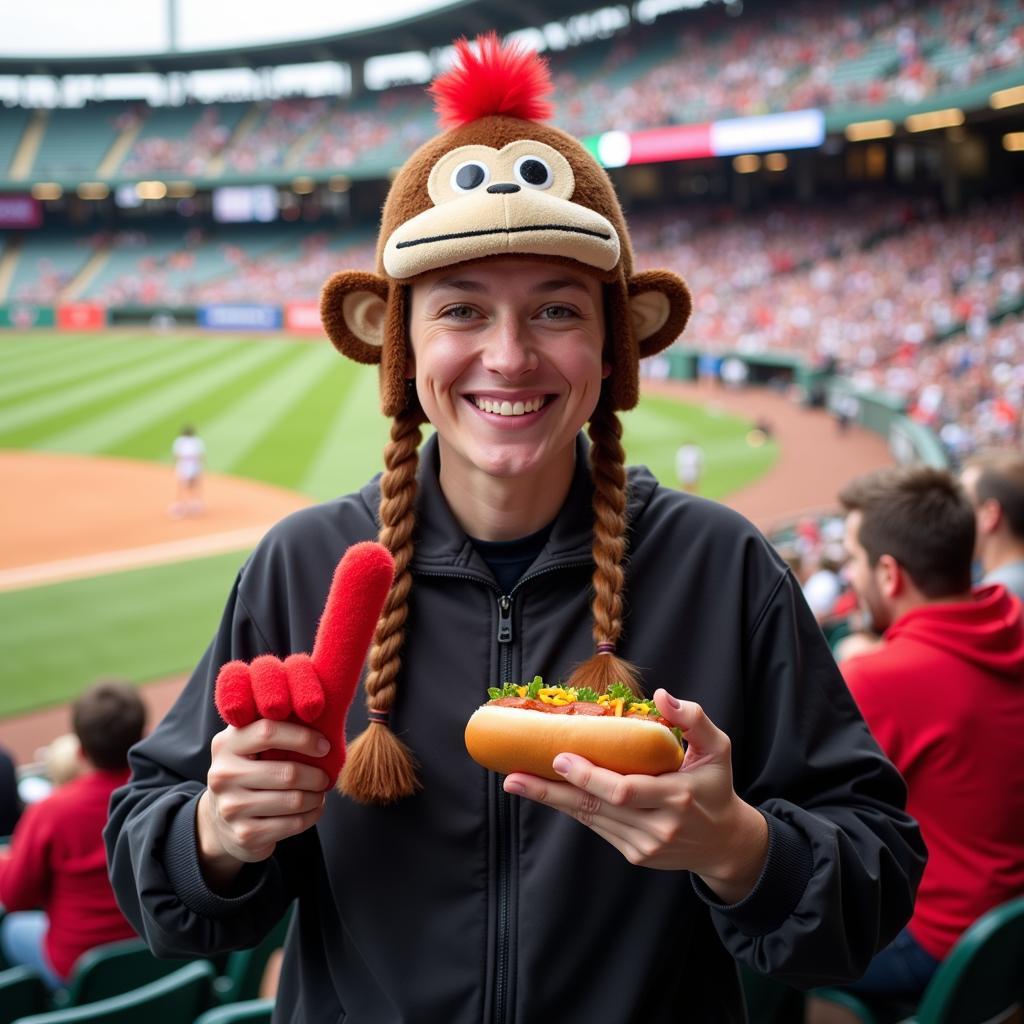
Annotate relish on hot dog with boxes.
[464,677,685,780]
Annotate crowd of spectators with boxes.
[295,87,433,172]
[120,105,238,177]
[186,233,376,306]
[101,0,1023,177]
[632,193,1024,461]
[225,98,331,174]
[552,0,1024,135]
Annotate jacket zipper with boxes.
[492,563,592,1024]
[494,592,513,1024]
[414,560,591,1024]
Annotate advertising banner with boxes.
[198,304,282,331]
[0,195,42,229]
[0,304,55,328]
[56,303,107,331]
[284,301,324,335]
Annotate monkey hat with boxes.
[320,33,692,805]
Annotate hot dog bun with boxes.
[464,704,684,780]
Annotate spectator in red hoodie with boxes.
[0,681,146,989]
[832,465,1024,1001]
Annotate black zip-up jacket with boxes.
[106,435,925,1024]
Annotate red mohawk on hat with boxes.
[429,32,554,129]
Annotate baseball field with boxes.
[0,330,779,718]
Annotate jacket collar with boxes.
[359,432,660,578]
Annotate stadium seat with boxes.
[812,896,1024,1023]
[0,965,49,1024]
[8,960,216,1024]
[51,936,195,1008]
[193,998,275,1024]
[740,964,805,1023]
[212,904,292,1005]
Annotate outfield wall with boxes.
[0,299,326,333]
[659,347,950,470]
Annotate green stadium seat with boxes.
[740,964,805,1024]
[212,904,292,1005]
[193,998,275,1024]
[51,936,195,1008]
[31,104,132,178]
[812,896,1024,1023]
[0,965,50,1024]
[8,960,216,1024]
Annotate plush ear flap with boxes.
[628,270,692,358]
[321,271,391,364]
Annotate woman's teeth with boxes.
[473,396,545,416]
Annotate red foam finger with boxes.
[250,655,292,720]
[215,661,258,727]
[311,542,395,703]
[284,653,326,724]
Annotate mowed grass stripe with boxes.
[0,338,105,390]
[109,341,303,464]
[0,337,161,405]
[198,343,338,473]
[0,550,244,717]
[231,355,366,491]
[0,335,78,375]
[299,363,392,500]
[0,340,233,442]
[39,341,284,454]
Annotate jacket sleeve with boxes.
[104,571,310,959]
[694,569,926,989]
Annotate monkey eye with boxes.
[514,155,554,189]
[451,160,491,193]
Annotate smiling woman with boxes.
[105,35,925,1024]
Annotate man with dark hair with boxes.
[0,682,146,989]
[833,465,1024,1001]
[960,451,1024,601]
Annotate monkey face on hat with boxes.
[321,34,691,416]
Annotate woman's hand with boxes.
[503,689,768,904]
[196,719,332,891]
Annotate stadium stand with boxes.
[223,98,332,173]
[119,103,252,178]
[3,0,1020,180]
[0,107,30,178]
[29,104,135,180]
[4,231,98,305]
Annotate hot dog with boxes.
[464,678,684,780]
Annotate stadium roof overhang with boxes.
[0,0,608,76]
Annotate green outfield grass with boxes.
[0,554,242,717]
[0,330,777,716]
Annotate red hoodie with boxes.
[842,585,1024,961]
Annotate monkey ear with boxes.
[320,271,391,363]
[628,270,692,358]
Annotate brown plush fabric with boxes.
[320,271,390,365]
[375,117,631,281]
[631,270,693,358]
[320,112,691,414]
